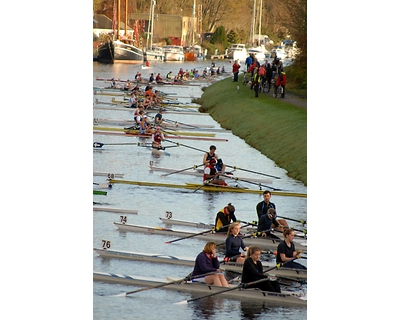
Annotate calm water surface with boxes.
[93,60,307,319]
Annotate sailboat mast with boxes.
[192,0,196,46]
[258,0,262,45]
[250,0,256,46]
[124,0,128,36]
[117,0,120,40]
[146,1,152,48]
[151,0,155,48]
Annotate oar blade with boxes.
[174,300,188,305]
[111,292,127,297]
[93,142,104,148]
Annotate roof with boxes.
[93,14,132,31]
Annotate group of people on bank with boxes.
[191,190,306,293]
[232,53,287,98]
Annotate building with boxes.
[128,13,198,47]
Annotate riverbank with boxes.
[197,74,307,185]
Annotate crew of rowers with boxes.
[191,200,306,292]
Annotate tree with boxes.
[210,26,227,48]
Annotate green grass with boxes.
[197,74,307,185]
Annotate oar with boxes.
[215,228,273,247]
[93,142,148,148]
[278,216,307,225]
[224,164,281,180]
[112,271,219,297]
[165,223,232,244]
[175,259,297,304]
[164,139,207,153]
[160,164,204,177]
[220,174,285,191]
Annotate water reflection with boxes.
[190,296,225,319]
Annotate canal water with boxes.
[91,60,307,319]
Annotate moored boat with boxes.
[112,222,307,251]
[162,45,185,61]
[97,38,144,64]
[93,271,307,306]
[225,44,248,61]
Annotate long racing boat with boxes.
[93,271,307,306]
[149,164,273,184]
[92,126,216,137]
[112,222,307,251]
[108,179,307,198]
[93,248,307,280]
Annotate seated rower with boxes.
[191,242,229,287]
[276,228,307,269]
[155,73,163,83]
[225,222,248,263]
[203,145,226,173]
[257,208,284,240]
[215,203,237,233]
[203,158,228,186]
[152,126,165,149]
[154,108,164,125]
[241,246,281,292]
[139,115,154,135]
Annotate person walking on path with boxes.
[232,60,241,82]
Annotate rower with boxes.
[214,203,236,233]
[224,222,248,263]
[154,108,164,125]
[152,126,165,149]
[203,158,227,186]
[203,145,226,173]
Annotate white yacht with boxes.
[162,45,185,61]
[225,44,248,62]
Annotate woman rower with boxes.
[225,222,248,264]
[241,246,281,293]
[276,228,307,269]
[152,126,165,149]
[191,242,229,287]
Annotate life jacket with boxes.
[153,133,163,143]
[203,164,216,181]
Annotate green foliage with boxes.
[198,75,307,185]
[226,30,239,44]
[210,26,228,48]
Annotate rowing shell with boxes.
[92,126,216,137]
[149,165,273,184]
[93,105,209,116]
[113,222,307,251]
[93,130,229,142]
[160,217,305,238]
[93,206,138,214]
[108,179,306,198]
[93,118,218,130]
[93,171,124,178]
[93,248,307,280]
[93,271,307,306]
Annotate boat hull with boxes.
[97,40,144,64]
[108,179,306,197]
[112,222,307,251]
[93,271,306,306]
[93,248,307,280]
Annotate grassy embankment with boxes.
[196,74,307,185]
